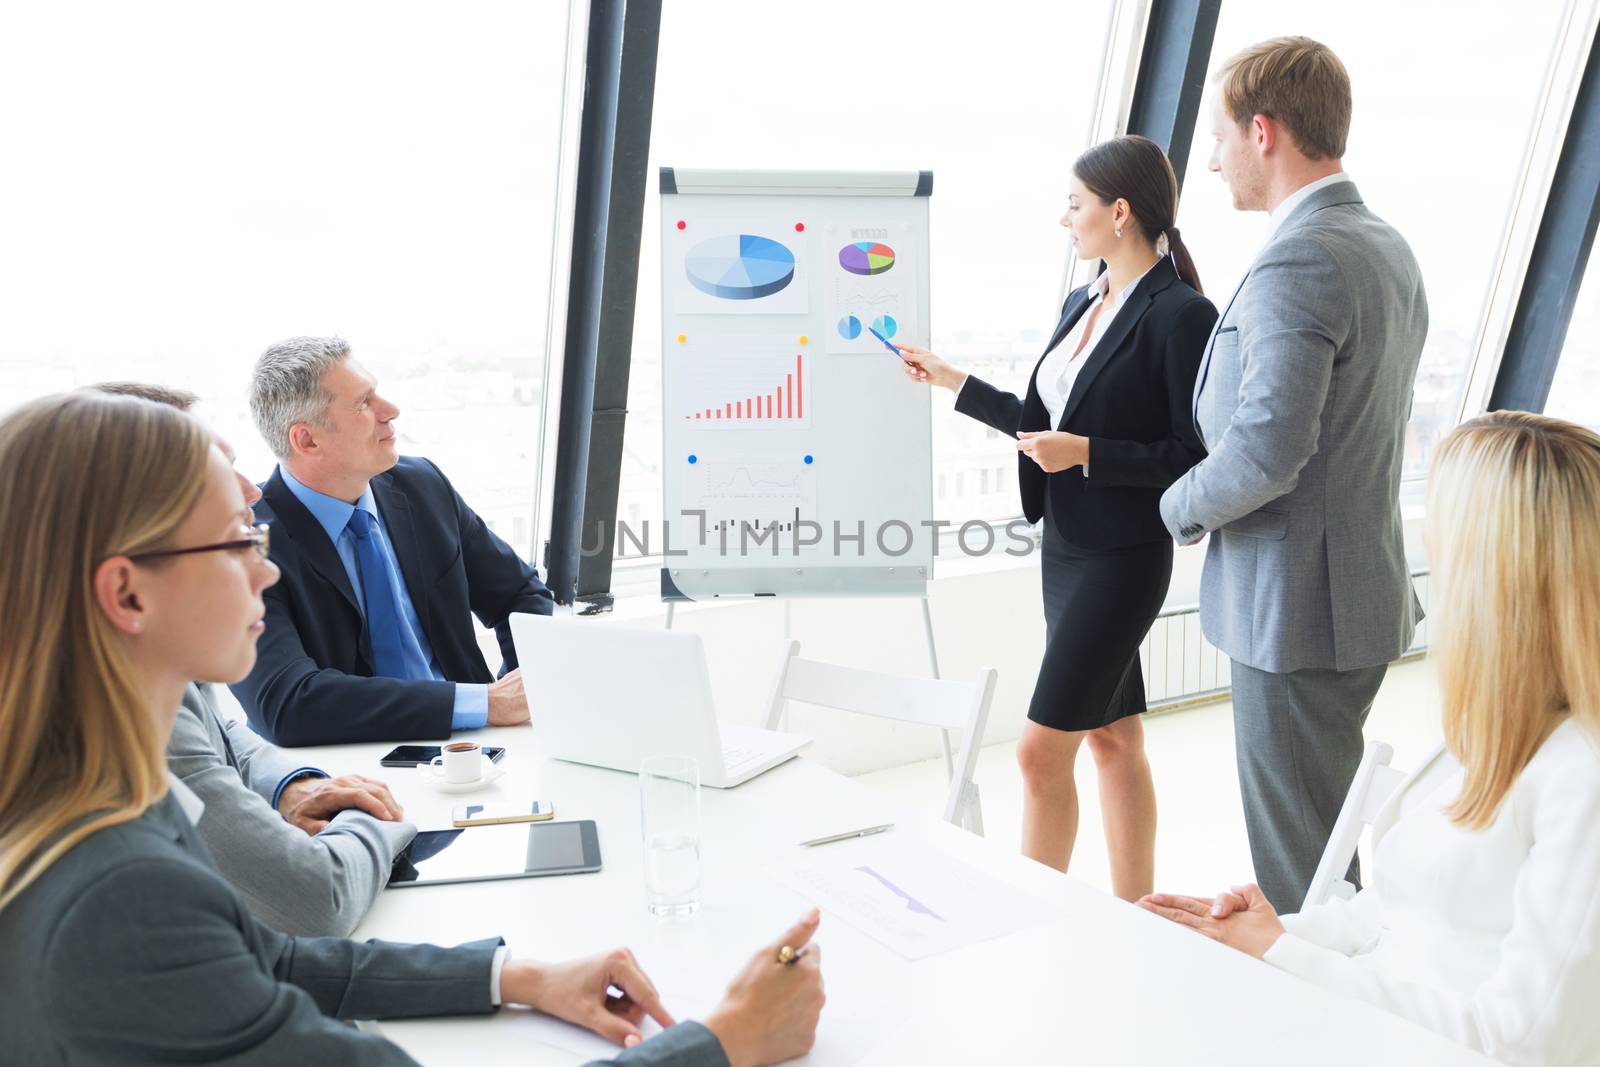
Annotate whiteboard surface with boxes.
[660,169,933,600]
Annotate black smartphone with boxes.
[378,744,506,768]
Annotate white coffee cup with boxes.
[428,741,483,785]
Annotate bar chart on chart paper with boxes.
[677,344,810,429]
[681,459,818,549]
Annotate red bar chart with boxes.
[678,348,809,429]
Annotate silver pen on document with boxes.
[798,823,895,848]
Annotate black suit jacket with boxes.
[955,256,1217,548]
[231,456,555,746]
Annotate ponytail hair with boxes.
[1072,134,1204,296]
[1160,225,1204,297]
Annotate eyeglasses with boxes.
[127,524,271,563]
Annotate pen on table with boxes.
[867,325,912,365]
[797,822,894,848]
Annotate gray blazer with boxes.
[169,682,416,937]
[1159,180,1428,673]
[0,784,732,1066]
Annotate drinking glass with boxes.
[639,755,701,916]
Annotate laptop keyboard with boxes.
[722,743,763,775]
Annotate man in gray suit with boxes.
[1159,38,1428,911]
[94,381,417,935]
[171,682,415,935]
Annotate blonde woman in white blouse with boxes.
[1140,410,1600,1066]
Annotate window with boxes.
[1545,256,1600,429]
[0,1,574,561]
[1172,0,1573,478]
[616,0,1119,557]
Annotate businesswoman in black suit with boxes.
[899,135,1215,900]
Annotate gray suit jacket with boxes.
[169,683,416,937]
[0,785,732,1066]
[1159,180,1428,673]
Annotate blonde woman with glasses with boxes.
[1141,411,1600,1066]
[0,393,823,1066]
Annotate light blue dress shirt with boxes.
[278,467,489,730]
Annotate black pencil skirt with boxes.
[1027,498,1174,732]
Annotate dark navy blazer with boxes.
[231,456,554,746]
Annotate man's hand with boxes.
[488,668,530,726]
[1016,430,1090,473]
[1137,883,1286,959]
[277,773,404,835]
[500,949,675,1049]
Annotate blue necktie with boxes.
[346,509,408,679]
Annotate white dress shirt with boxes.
[1205,171,1353,344]
[169,772,208,823]
[1033,261,1157,429]
[167,773,512,1004]
[1264,718,1600,1065]
[955,260,1156,477]
[1263,170,1349,245]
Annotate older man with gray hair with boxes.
[231,336,554,746]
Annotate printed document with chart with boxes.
[767,838,1056,961]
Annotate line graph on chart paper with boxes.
[682,460,818,548]
[676,344,810,430]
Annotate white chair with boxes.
[762,640,997,835]
[1301,739,1408,911]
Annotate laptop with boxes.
[510,614,812,788]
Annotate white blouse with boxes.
[1265,717,1600,1066]
[953,261,1156,434]
[1033,262,1155,428]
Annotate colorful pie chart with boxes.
[838,241,896,276]
[685,234,796,300]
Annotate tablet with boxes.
[387,819,602,889]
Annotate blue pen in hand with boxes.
[867,325,912,365]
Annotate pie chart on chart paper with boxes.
[839,241,896,276]
[684,234,796,300]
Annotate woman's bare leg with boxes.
[1085,713,1158,901]
[1016,721,1089,872]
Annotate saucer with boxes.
[416,755,506,794]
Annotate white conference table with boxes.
[296,725,1494,1066]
